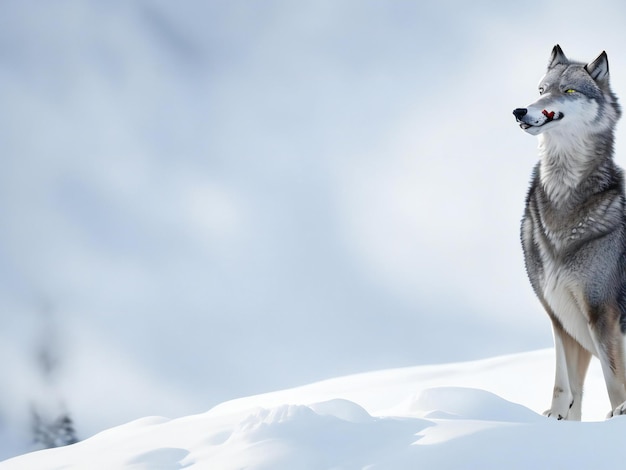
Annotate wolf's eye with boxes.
[539,87,545,95]
[565,89,576,94]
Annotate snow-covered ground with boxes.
[2,349,620,469]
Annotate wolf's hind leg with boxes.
[609,332,626,417]
[545,321,591,420]
[588,307,626,418]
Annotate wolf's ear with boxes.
[548,44,568,68]
[585,51,609,82]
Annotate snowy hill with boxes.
[2,349,621,469]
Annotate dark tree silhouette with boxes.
[29,301,79,449]
[31,407,79,449]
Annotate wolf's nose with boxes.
[513,108,528,120]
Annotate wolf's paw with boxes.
[543,398,574,420]
[543,409,567,420]
[607,401,626,418]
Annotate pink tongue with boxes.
[542,110,555,120]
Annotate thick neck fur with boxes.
[538,129,615,207]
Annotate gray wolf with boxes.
[513,45,626,420]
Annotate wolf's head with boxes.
[513,45,621,137]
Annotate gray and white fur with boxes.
[514,45,626,420]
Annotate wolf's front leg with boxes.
[545,325,574,419]
[544,322,590,420]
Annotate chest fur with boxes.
[523,187,623,354]
[538,254,597,354]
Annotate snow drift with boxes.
[2,349,624,469]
